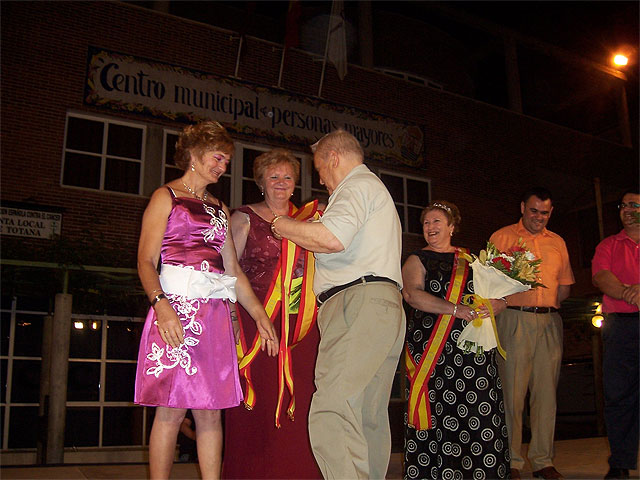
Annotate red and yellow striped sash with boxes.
[235,200,319,427]
[406,248,469,430]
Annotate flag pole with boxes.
[234,35,244,78]
[317,13,332,97]
[277,47,286,88]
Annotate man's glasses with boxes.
[618,202,640,209]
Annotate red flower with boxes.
[507,245,526,255]
[492,257,512,270]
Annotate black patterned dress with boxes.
[404,250,510,480]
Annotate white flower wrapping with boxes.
[456,259,532,355]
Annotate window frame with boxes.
[161,128,181,186]
[61,112,147,197]
[1,297,148,450]
[377,169,431,235]
[225,141,314,208]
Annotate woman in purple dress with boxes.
[135,121,278,480]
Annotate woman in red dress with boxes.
[222,149,321,479]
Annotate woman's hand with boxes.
[256,316,279,356]
[454,303,479,322]
[232,318,241,344]
[229,305,241,344]
[154,300,184,348]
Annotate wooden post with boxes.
[36,314,53,464]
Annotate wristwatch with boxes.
[151,293,167,306]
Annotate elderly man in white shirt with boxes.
[271,129,405,480]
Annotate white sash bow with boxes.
[159,264,237,302]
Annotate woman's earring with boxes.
[191,163,195,172]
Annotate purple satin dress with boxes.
[134,189,243,410]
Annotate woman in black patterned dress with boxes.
[401,201,510,480]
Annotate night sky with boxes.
[132,1,638,148]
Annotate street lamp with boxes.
[613,54,629,66]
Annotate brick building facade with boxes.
[1,1,635,462]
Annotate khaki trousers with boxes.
[496,308,563,471]
[309,282,405,480]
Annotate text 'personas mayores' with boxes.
[97,63,395,149]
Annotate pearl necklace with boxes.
[182,181,208,202]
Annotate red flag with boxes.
[284,0,301,49]
[327,0,347,80]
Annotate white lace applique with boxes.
[202,204,227,251]
[145,294,203,378]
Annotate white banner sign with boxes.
[0,207,62,239]
[85,47,425,167]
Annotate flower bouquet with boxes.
[457,239,545,357]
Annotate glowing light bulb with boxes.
[613,54,628,66]
[592,315,604,328]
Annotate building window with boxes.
[1,297,148,452]
[378,170,431,234]
[62,113,145,195]
[162,129,181,184]
[233,144,307,207]
[375,67,444,90]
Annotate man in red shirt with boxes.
[490,187,575,480]
[592,190,640,480]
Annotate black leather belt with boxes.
[317,275,399,306]
[508,306,558,314]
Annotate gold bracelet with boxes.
[270,215,283,240]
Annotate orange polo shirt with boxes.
[489,219,575,308]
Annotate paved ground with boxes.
[2,437,639,479]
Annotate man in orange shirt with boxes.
[490,187,575,480]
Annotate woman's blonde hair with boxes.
[174,121,234,170]
[253,148,300,188]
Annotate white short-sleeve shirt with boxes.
[314,164,403,295]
